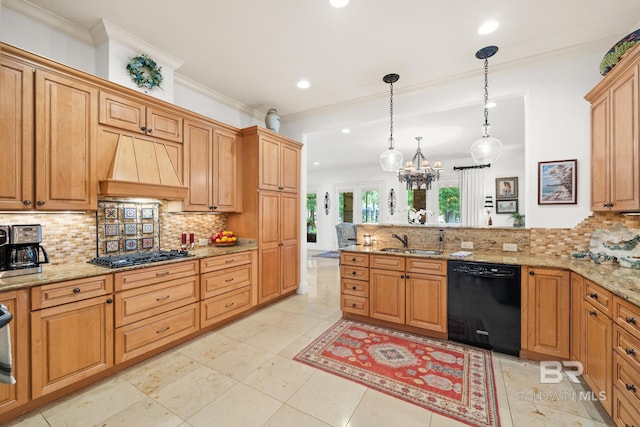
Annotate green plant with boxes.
[510,212,525,227]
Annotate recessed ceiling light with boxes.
[297,80,310,89]
[341,128,351,134]
[313,162,320,166]
[478,21,499,35]
[329,0,349,8]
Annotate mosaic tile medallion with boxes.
[142,207,154,219]
[104,224,118,236]
[105,240,119,253]
[142,237,154,249]
[124,223,137,235]
[125,239,138,251]
[123,207,137,219]
[142,223,154,234]
[104,208,118,220]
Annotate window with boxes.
[306,194,317,242]
[338,191,354,223]
[439,186,460,224]
[361,190,379,223]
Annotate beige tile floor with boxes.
[6,253,616,427]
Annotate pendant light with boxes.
[470,46,502,164]
[379,73,404,171]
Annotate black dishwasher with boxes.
[447,261,521,356]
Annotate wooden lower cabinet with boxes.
[570,273,584,362]
[612,386,640,427]
[523,267,570,359]
[201,288,251,327]
[0,290,28,416]
[369,268,405,324]
[582,301,612,414]
[31,294,114,398]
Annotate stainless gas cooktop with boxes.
[89,250,193,269]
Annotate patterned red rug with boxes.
[294,319,500,427]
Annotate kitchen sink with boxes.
[379,248,443,255]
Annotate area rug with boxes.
[294,319,500,427]
[312,251,340,259]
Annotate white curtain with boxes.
[425,180,440,225]
[458,168,485,227]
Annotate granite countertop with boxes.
[0,240,258,292]
[342,245,640,308]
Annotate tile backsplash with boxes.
[0,200,227,265]
[0,207,637,266]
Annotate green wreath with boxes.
[126,54,163,90]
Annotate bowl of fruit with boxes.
[211,230,238,247]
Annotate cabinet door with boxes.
[609,67,640,211]
[570,273,584,362]
[281,241,299,294]
[146,107,183,143]
[35,70,97,210]
[99,91,145,135]
[31,295,114,398]
[258,135,281,191]
[0,57,33,210]
[280,141,300,193]
[212,127,238,211]
[183,119,213,211]
[369,269,405,324]
[590,93,610,211]
[0,290,28,415]
[258,246,280,304]
[406,273,447,333]
[525,268,570,359]
[583,302,612,414]
[259,192,280,248]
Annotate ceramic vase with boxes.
[265,108,280,132]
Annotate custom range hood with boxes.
[99,133,188,200]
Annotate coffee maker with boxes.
[0,224,49,278]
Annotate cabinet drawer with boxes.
[201,286,252,328]
[612,387,640,427]
[370,254,405,271]
[341,294,369,316]
[613,352,640,407]
[115,303,199,364]
[406,258,446,276]
[200,251,253,273]
[614,324,640,373]
[583,279,612,316]
[341,278,369,298]
[614,296,640,340]
[340,252,369,267]
[201,264,252,298]
[340,265,369,281]
[115,276,200,327]
[114,260,199,291]
[31,275,113,310]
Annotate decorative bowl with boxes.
[212,241,238,247]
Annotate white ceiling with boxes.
[8,0,640,171]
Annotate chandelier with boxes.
[379,73,404,171]
[470,45,503,164]
[397,137,442,190]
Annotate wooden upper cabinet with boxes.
[586,45,640,212]
[0,57,33,210]
[99,91,183,143]
[35,69,98,210]
[258,134,300,193]
[182,120,239,212]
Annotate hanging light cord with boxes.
[389,80,394,148]
[483,58,489,127]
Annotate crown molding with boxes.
[3,0,94,45]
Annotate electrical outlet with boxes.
[503,243,518,252]
[461,241,474,249]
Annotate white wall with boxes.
[285,48,603,233]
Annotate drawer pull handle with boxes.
[589,310,597,316]
[351,258,356,262]
[625,383,637,392]
[155,271,170,277]
[352,286,357,290]
[156,326,170,334]
[73,287,81,294]
[225,302,235,308]
[352,303,356,308]
[589,293,598,299]
[225,259,235,263]
[625,348,637,356]
[156,295,170,301]
[351,271,357,275]
[225,278,234,282]
[626,317,637,325]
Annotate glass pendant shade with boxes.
[471,46,502,164]
[380,138,403,171]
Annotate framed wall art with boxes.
[538,159,577,205]
[496,199,518,214]
[495,177,518,199]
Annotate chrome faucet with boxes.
[439,229,444,252]
[391,233,409,248]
